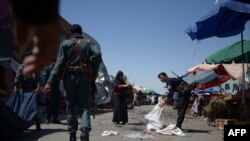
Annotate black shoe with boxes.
[46,115,51,123]
[52,119,63,124]
[45,119,51,124]
[80,132,89,141]
[36,123,41,131]
[176,125,182,129]
[69,132,76,141]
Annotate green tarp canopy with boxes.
[205,40,250,64]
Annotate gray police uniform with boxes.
[47,34,102,135]
[40,64,61,121]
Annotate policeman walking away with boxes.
[44,24,102,141]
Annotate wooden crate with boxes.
[234,120,250,125]
[223,94,232,101]
[215,119,236,130]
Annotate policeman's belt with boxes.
[67,66,82,72]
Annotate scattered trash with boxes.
[124,132,154,140]
[101,130,119,136]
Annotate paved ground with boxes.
[11,105,223,141]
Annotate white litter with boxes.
[124,132,154,139]
[101,130,119,136]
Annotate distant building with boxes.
[220,79,240,94]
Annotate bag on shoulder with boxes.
[177,82,191,94]
[76,39,98,81]
[58,42,75,79]
[81,63,97,81]
[59,65,67,79]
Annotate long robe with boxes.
[112,78,128,124]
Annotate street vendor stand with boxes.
[223,88,250,120]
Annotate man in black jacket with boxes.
[158,72,192,129]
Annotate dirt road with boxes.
[11,105,223,141]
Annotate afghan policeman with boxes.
[40,63,62,124]
[44,24,102,141]
[158,72,192,129]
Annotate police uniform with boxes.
[165,77,191,129]
[40,64,61,123]
[47,33,102,141]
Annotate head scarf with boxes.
[116,70,124,78]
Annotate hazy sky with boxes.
[60,0,250,93]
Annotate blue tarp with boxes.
[6,92,37,121]
[0,92,37,140]
[194,88,219,95]
[186,0,250,41]
[0,58,19,72]
[183,70,224,86]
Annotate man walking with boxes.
[44,24,102,141]
[158,72,192,129]
[40,63,62,124]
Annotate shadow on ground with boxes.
[127,122,145,126]
[10,128,67,141]
[182,129,212,134]
[93,108,113,115]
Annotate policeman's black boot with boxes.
[52,115,63,124]
[176,124,182,130]
[69,132,76,141]
[80,132,89,141]
[36,121,41,131]
[45,115,51,124]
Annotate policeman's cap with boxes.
[70,24,82,34]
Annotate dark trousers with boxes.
[64,73,91,134]
[46,88,61,120]
[176,92,191,129]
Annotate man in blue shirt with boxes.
[44,24,102,141]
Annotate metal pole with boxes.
[240,14,247,120]
[241,27,245,104]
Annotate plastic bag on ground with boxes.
[144,104,165,130]
[156,123,185,136]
